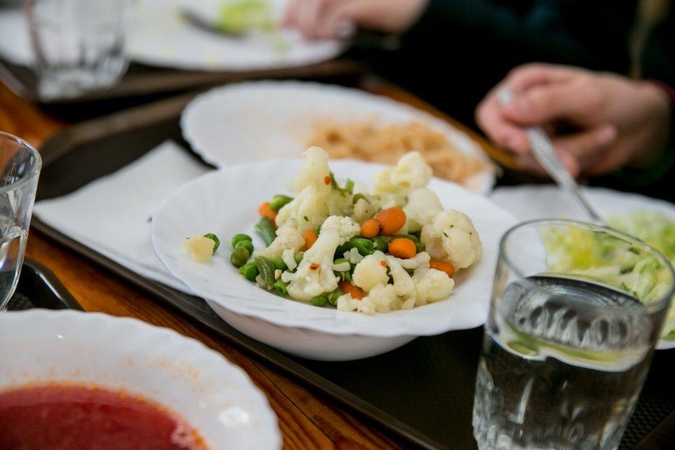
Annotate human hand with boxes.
[475,63,671,178]
[281,0,428,40]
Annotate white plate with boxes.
[129,0,345,71]
[0,309,282,449]
[180,80,496,194]
[150,158,518,360]
[490,184,675,350]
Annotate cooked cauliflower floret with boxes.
[384,255,415,297]
[182,234,216,263]
[321,215,361,245]
[283,228,341,301]
[395,251,431,271]
[403,188,443,233]
[371,151,433,207]
[257,225,304,259]
[352,251,389,292]
[276,147,353,231]
[412,267,455,306]
[421,209,482,270]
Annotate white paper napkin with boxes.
[33,140,212,294]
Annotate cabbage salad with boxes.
[183,146,482,314]
[542,209,675,339]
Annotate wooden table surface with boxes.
[1,73,510,450]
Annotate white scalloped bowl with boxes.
[0,309,281,449]
[150,158,519,361]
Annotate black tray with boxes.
[31,91,675,450]
[0,55,365,120]
[7,258,84,312]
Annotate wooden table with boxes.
[1,74,509,450]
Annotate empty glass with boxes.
[0,132,42,311]
[25,0,134,100]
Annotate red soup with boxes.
[0,383,209,450]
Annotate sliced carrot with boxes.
[339,280,364,299]
[374,207,406,235]
[258,202,278,226]
[302,229,318,250]
[388,238,417,259]
[360,218,381,238]
[429,258,455,277]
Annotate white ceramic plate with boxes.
[150,158,518,360]
[180,80,496,194]
[0,309,282,449]
[490,184,675,350]
[129,0,345,71]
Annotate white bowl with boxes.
[0,309,282,450]
[150,158,518,361]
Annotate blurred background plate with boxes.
[130,0,346,71]
[180,80,497,194]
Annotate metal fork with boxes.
[498,88,606,226]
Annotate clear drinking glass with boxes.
[0,132,42,311]
[473,218,675,450]
[25,0,134,100]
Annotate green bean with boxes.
[231,233,252,248]
[294,252,304,264]
[203,233,220,253]
[255,256,277,287]
[346,237,375,256]
[333,258,350,269]
[311,295,327,307]
[327,289,341,306]
[372,236,389,252]
[234,239,254,254]
[273,279,289,296]
[255,216,277,246]
[238,261,259,281]
[269,194,293,212]
[230,247,250,268]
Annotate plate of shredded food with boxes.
[491,185,675,350]
[151,147,517,360]
[129,0,346,71]
[180,80,497,194]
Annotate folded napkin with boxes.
[33,140,211,294]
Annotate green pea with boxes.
[347,237,375,256]
[231,233,252,248]
[203,233,220,253]
[415,241,426,253]
[312,295,328,307]
[230,246,250,268]
[272,257,287,271]
[238,261,259,281]
[234,239,254,254]
[269,194,293,212]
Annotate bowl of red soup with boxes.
[0,309,281,450]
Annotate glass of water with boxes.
[473,218,675,450]
[0,132,42,311]
[25,0,134,100]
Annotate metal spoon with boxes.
[498,88,606,226]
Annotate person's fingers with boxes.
[501,63,579,94]
[476,88,535,154]
[549,125,617,175]
[287,0,325,39]
[281,0,302,27]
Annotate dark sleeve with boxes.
[405,0,638,73]
[640,9,675,88]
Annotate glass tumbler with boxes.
[0,132,42,311]
[25,0,134,100]
[473,218,675,450]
